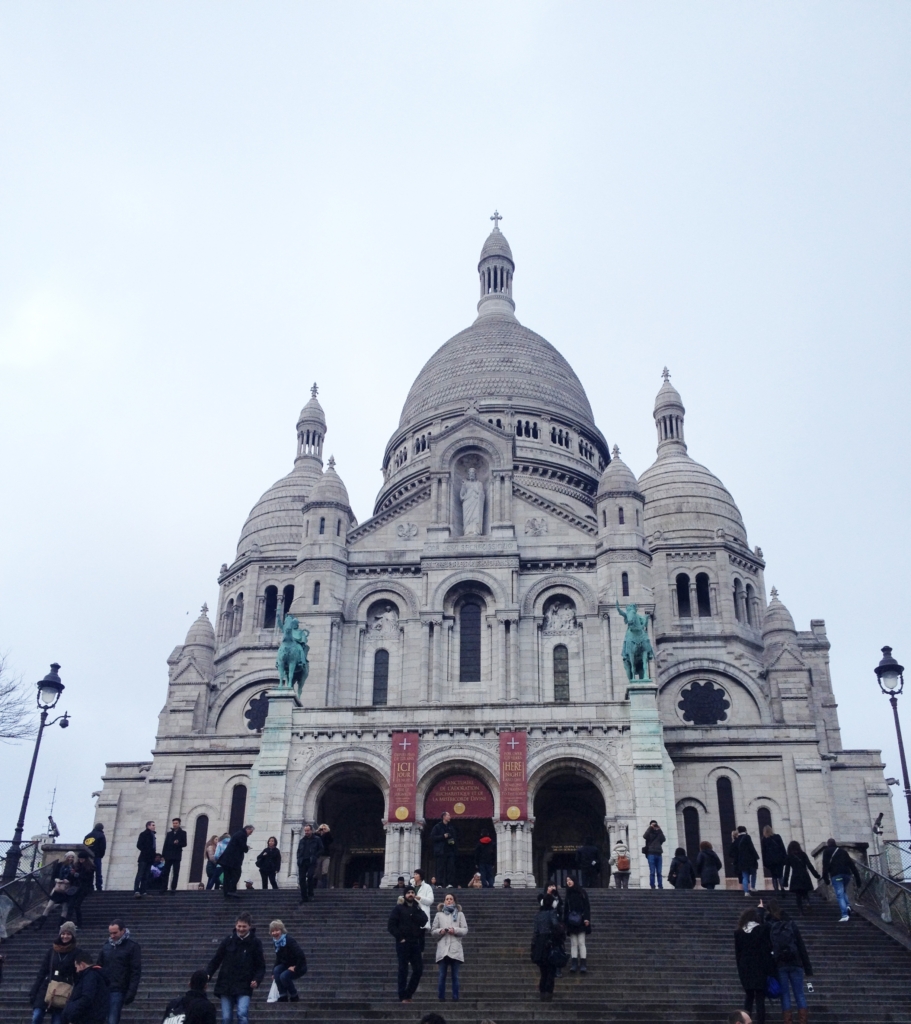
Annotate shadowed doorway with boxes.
[317,776,385,888]
[532,774,608,886]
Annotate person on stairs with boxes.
[82,824,106,892]
[98,919,142,1024]
[295,825,323,903]
[821,838,861,923]
[530,893,564,1002]
[734,907,773,1024]
[29,920,78,1024]
[315,824,333,888]
[643,820,666,889]
[206,911,265,1024]
[760,826,788,893]
[412,868,435,949]
[431,892,468,1002]
[387,884,428,1003]
[218,826,254,899]
[668,848,697,889]
[575,836,602,889]
[162,970,217,1024]
[763,897,813,1024]
[61,951,109,1024]
[160,818,188,893]
[268,920,306,1003]
[68,854,95,928]
[782,841,820,916]
[733,826,760,896]
[562,875,591,973]
[474,829,496,888]
[255,837,281,890]
[133,821,156,898]
[430,812,458,888]
[696,840,723,890]
[609,838,631,889]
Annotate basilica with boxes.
[95,221,896,889]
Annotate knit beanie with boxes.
[59,921,78,937]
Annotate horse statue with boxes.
[276,614,309,698]
[616,601,654,682]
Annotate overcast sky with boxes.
[1,3,909,848]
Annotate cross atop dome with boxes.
[311,382,319,398]
[490,209,503,230]
[661,367,670,383]
[328,455,336,470]
[612,444,621,459]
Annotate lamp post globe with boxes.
[37,662,64,710]
[875,647,911,839]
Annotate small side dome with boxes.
[184,603,216,649]
[298,383,326,429]
[597,446,641,498]
[762,587,797,640]
[308,456,351,507]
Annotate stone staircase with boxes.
[2,887,909,1023]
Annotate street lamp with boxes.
[874,646,911,838]
[2,664,70,882]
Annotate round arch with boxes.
[343,579,420,621]
[210,672,281,729]
[527,744,634,818]
[431,569,509,610]
[292,747,391,822]
[435,433,508,472]
[416,745,501,816]
[657,658,770,725]
[521,575,598,617]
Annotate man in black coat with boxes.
[206,912,266,1022]
[82,824,106,891]
[430,812,457,887]
[98,919,142,1024]
[575,837,601,889]
[133,821,156,897]
[217,825,254,898]
[62,951,110,1024]
[387,885,428,1002]
[160,818,188,892]
[296,824,324,903]
[733,825,760,895]
[163,969,217,1024]
[821,838,862,921]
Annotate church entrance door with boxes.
[421,773,495,887]
[532,774,608,886]
[317,777,385,888]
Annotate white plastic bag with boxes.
[267,980,280,1003]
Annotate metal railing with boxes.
[0,860,57,938]
[854,859,911,940]
[0,840,42,878]
[882,840,911,882]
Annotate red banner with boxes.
[425,774,494,818]
[389,732,419,822]
[499,730,528,821]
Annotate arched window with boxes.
[676,574,692,618]
[636,509,640,526]
[696,573,712,617]
[682,806,700,863]
[189,815,209,883]
[745,584,754,626]
[312,581,321,606]
[263,586,278,629]
[233,593,244,636]
[621,572,630,597]
[602,509,606,527]
[336,518,342,536]
[319,516,326,535]
[459,599,482,682]
[372,649,389,706]
[716,776,737,877]
[618,506,625,525]
[224,598,235,639]
[733,578,743,622]
[282,585,295,617]
[553,644,569,702]
[228,784,247,834]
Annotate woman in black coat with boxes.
[695,841,722,890]
[760,826,788,892]
[667,848,696,890]
[734,907,773,1024]
[256,838,281,890]
[782,840,820,914]
[530,893,563,1002]
[30,922,79,1023]
[268,920,306,1002]
[562,876,591,973]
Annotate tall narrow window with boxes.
[621,572,630,597]
[553,644,570,702]
[733,578,743,622]
[189,815,209,883]
[282,585,295,617]
[602,510,606,527]
[263,586,278,629]
[676,574,692,618]
[224,599,235,639]
[233,593,244,635]
[459,600,482,682]
[682,807,701,863]
[618,507,625,525]
[696,573,712,617]
[745,584,755,626]
[312,581,321,606]
[372,649,389,705]
[228,784,247,835]
[336,518,342,536]
[319,516,325,535]
[716,776,737,877]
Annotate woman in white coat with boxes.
[431,892,468,1002]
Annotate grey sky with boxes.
[1,3,909,845]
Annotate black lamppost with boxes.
[2,664,70,882]
[874,646,911,837]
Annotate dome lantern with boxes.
[296,382,327,465]
[477,210,516,319]
[654,367,686,454]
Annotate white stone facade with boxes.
[95,226,897,890]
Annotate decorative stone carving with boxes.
[525,516,548,537]
[370,602,400,639]
[677,681,730,725]
[396,522,419,539]
[460,468,485,536]
[542,599,577,634]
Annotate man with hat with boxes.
[386,884,428,1003]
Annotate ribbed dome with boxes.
[598,447,640,497]
[763,588,797,639]
[184,604,215,649]
[479,228,513,263]
[236,461,318,557]
[308,458,351,507]
[399,313,597,431]
[298,391,326,427]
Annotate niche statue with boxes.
[276,614,309,697]
[460,468,485,536]
[616,601,654,682]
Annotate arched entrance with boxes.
[420,773,495,887]
[532,773,608,886]
[317,776,385,888]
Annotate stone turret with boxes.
[596,445,651,605]
[477,211,515,319]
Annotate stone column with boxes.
[431,619,443,703]
[419,620,431,703]
[508,617,519,702]
[496,620,506,701]
[600,611,614,700]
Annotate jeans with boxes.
[108,991,125,1024]
[479,864,494,888]
[94,857,104,891]
[743,986,766,1024]
[778,966,807,1011]
[31,1010,63,1024]
[161,860,181,891]
[437,957,460,1000]
[647,853,663,887]
[831,873,851,915]
[273,964,298,997]
[396,939,423,1000]
[220,994,251,1024]
[435,853,456,887]
[741,870,757,894]
[206,866,221,890]
[614,872,629,889]
[133,861,152,894]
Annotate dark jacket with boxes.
[387,898,428,943]
[430,820,458,857]
[161,828,188,862]
[98,932,142,1001]
[563,885,591,934]
[136,828,156,863]
[822,845,861,886]
[83,828,106,860]
[734,922,774,990]
[761,833,788,870]
[575,843,601,874]
[62,966,110,1024]
[317,832,333,855]
[296,833,323,866]
[668,854,697,889]
[695,848,722,887]
[733,833,760,874]
[30,941,79,1008]
[272,934,307,974]
[768,913,813,976]
[530,906,563,965]
[206,929,266,998]
[475,834,497,866]
[163,989,217,1024]
[783,850,821,893]
[643,827,665,855]
[256,846,282,873]
[217,829,250,870]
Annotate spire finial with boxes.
[311,382,319,399]
[328,454,336,470]
[770,586,779,599]
[611,444,621,459]
[490,209,502,230]
[201,602,208,615]
[661,367,670,383]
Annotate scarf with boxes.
[443,904,457,916]
[273,934,287,951]
[743,921,759,934]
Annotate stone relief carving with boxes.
[542,599,578,634]
[460,468,485,536]
[525,516,548,537]
[396,522,419,540]
[368,602,400,639]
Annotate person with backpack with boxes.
[530,893,565,1002]
[733,826,760,896]
[82,825,106,892]
[134,821,157,898]
[821,838,861,923]
[782,841,820,915]
[696,840,723,890]
[667,848,696,889]
[268,920,306,1003]
[760,826,788,893]
[733,907,773,1024]
[763,898,813,1024]
[562,875,591,973]
[609,838,631,889]
[162,970,216,1024]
